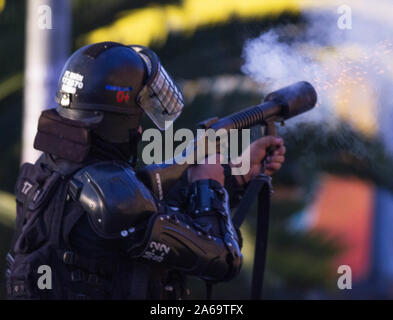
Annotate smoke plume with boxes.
[241,0,393,155]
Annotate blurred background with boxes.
[1,0,393,299]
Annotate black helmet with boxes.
[55,41,184,143]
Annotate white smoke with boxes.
[241,0,393,154]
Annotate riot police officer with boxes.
[5,42,285,299]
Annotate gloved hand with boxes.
[231,136,286,186]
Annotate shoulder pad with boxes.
[70,161,158,238]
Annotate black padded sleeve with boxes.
[124,180,243,282]
[71,161,242,282]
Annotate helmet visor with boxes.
[137,61,184,130]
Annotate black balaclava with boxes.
[89,129,142,164]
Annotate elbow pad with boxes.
[126,180,242,282]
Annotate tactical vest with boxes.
[5,156,188,300]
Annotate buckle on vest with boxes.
[63,251,75,265]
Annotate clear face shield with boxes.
[131,45,184,131]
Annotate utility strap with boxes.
[251,181,271,299]
[232,173,272,299]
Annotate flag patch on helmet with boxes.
[105,85,133,91]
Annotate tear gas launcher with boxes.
[138,81,317,199]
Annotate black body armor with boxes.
[6,41,244,300]
[6,155,243,300]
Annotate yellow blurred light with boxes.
[303,41,393,137]
[0,0,5,13]
[80,0,301,47]
[0,191,16,228]
[317,45,383,136]
[79,0,393,139]
[335,78,377,136]
[0,73,23,101]
[81,0,393,48]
